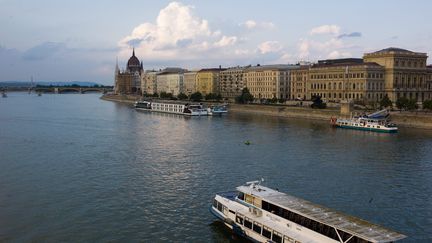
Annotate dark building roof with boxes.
[372,47,413,54]
[317,58,363,65]
[198,68,227,72]
[311,62,382,69]
[126,48,142,73]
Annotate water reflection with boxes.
[0,93,431,242]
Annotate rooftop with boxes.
[245,64,300,71]
[237,184,406,243]
[365,47,426,56]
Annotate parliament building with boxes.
[114,49,143,95]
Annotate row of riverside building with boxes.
[115,47,432,103]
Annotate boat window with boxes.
[238,192,245,200]
[272,231,282,243]
[253,222,262,234]
[262,226,272,239]
[236,214,243,225]
[229,209,235,214]
[284,236,295,243]
[217,201,223,212]
[213,199,217,208]
[244,218,252,229]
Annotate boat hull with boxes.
[335,124,398,133]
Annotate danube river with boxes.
[0,93,431,242]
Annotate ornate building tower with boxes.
[114,49,144,95]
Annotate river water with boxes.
[0,93,431,242]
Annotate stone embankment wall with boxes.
[230,104,432,129]
[101,95,432,129]
[100,94,138,104]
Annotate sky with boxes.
[1,0,431,84]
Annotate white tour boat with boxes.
[211,180,406,243]
[330,110,398,133]
[134,101,208,116]
[207,104,228,116]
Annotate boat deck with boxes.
[237,185,406,243]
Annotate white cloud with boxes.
[327,50,352,59]
[310,25,340,35]
[119,2,226,60]
[297,37,348,60]
[214,36,238,47]
[240,20,275,30]
[258,41,282,54]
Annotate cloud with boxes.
[240,20,275,30]
[310,25,340,35]
[297,37,350,60]
[22,42,66,61]
[119,2,224,60]
[214,36,238,47]
[337,32,362,39]
[258,41,282,54]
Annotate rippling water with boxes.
[0,93,431,242]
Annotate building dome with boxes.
[126,48,142,73]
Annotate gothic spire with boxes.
[132,47,135,57]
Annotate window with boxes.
[217,201,222,212]
[272,231,283,243]
[253,222,262,234]
[262,226,272,239]
[236,214,243,224]
[244,218,252,229]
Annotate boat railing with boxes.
[216,191,238,200]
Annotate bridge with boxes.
[31,86,113,94]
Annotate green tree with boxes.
[190,92,203,102]
[423,100,432,112]
[160,92,173,99]
[235,88,254,104]
[215,94,222,102]
[177,93,188,100]
[205,93,216,100]
[406,99,418,111]
[379,94,392,108]
[310,95,326,109]
[396,97,409,111]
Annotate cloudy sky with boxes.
[1,0,431,84]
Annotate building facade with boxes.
[141,70,158,96]
[220,67,247,100]
[291,60,386,103]
[244,65,297,100]
[196,68,225,95]
[363,48,431,102]
[183,71,197,96]
[114,49,143,95]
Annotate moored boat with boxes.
[134,101,208,116]
[330,109,397,133]
[207,104,228,116]
[211,180,406,243]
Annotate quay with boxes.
[101,94,432,129]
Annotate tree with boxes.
[190,92,203,102]
[205,93,216,100]
[379,94,392,108]
[310,95,326,109]
[396,97,409,111]
[406,99,418,111]
[235,88,254,104]
[215,94,222,102]
[177,93,188,100]
[160,92,173,99]
[423,100,432,112]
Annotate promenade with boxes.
[101,94,432,129]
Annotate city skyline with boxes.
[1,0,432,84]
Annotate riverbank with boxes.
[101,94,432,129]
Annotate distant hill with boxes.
[0,81,105,87]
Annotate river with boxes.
[0,92,431,242]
